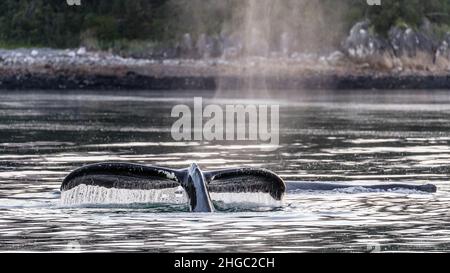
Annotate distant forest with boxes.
[0,0,449,49]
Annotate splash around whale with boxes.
[60,163,437,212]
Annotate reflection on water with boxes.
[0,90,449,252]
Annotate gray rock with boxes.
[194,34,224,59]
[209,36,224,58]
[436,33,450,69]
[343,21,387,58]
[342,20,394,69]
[342,19,446,71]
[222,33,243,59]
[179,33,195,58]
[388,23,437,70]
[196,33,208,58]
[437,33,450,57]
[388,26,436,57]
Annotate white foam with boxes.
[210,192,282,208]
[332,187,430,195]
[60,185,187,206]
[289,187,430,195]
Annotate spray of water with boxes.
[170,0,350,98]
[60,185,188,206]
[60,185,283,209]
[170,0,350,55]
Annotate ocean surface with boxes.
[0,90,449,252]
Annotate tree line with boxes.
[0,0,449,49]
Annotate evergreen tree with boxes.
[0,0,448,49]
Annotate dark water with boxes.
[0,90,449,252]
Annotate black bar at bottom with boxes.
[0,253,443,272]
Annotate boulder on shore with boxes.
[436,33,450,70]
[388,22,437,70]
[342,20,395,70]
[342,19,449,72]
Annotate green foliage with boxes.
[0,0,449,49]
[432,24,450,40]
[364,0,450,35]
[0,0,171,48]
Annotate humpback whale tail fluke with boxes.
[205,168,286,201]
[61,163,182,192]
[60,162,286,212]
[61,162,437,212]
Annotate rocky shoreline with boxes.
[2,71,450,90]
[1,30,450,91]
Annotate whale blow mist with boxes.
[168,0,352,97]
